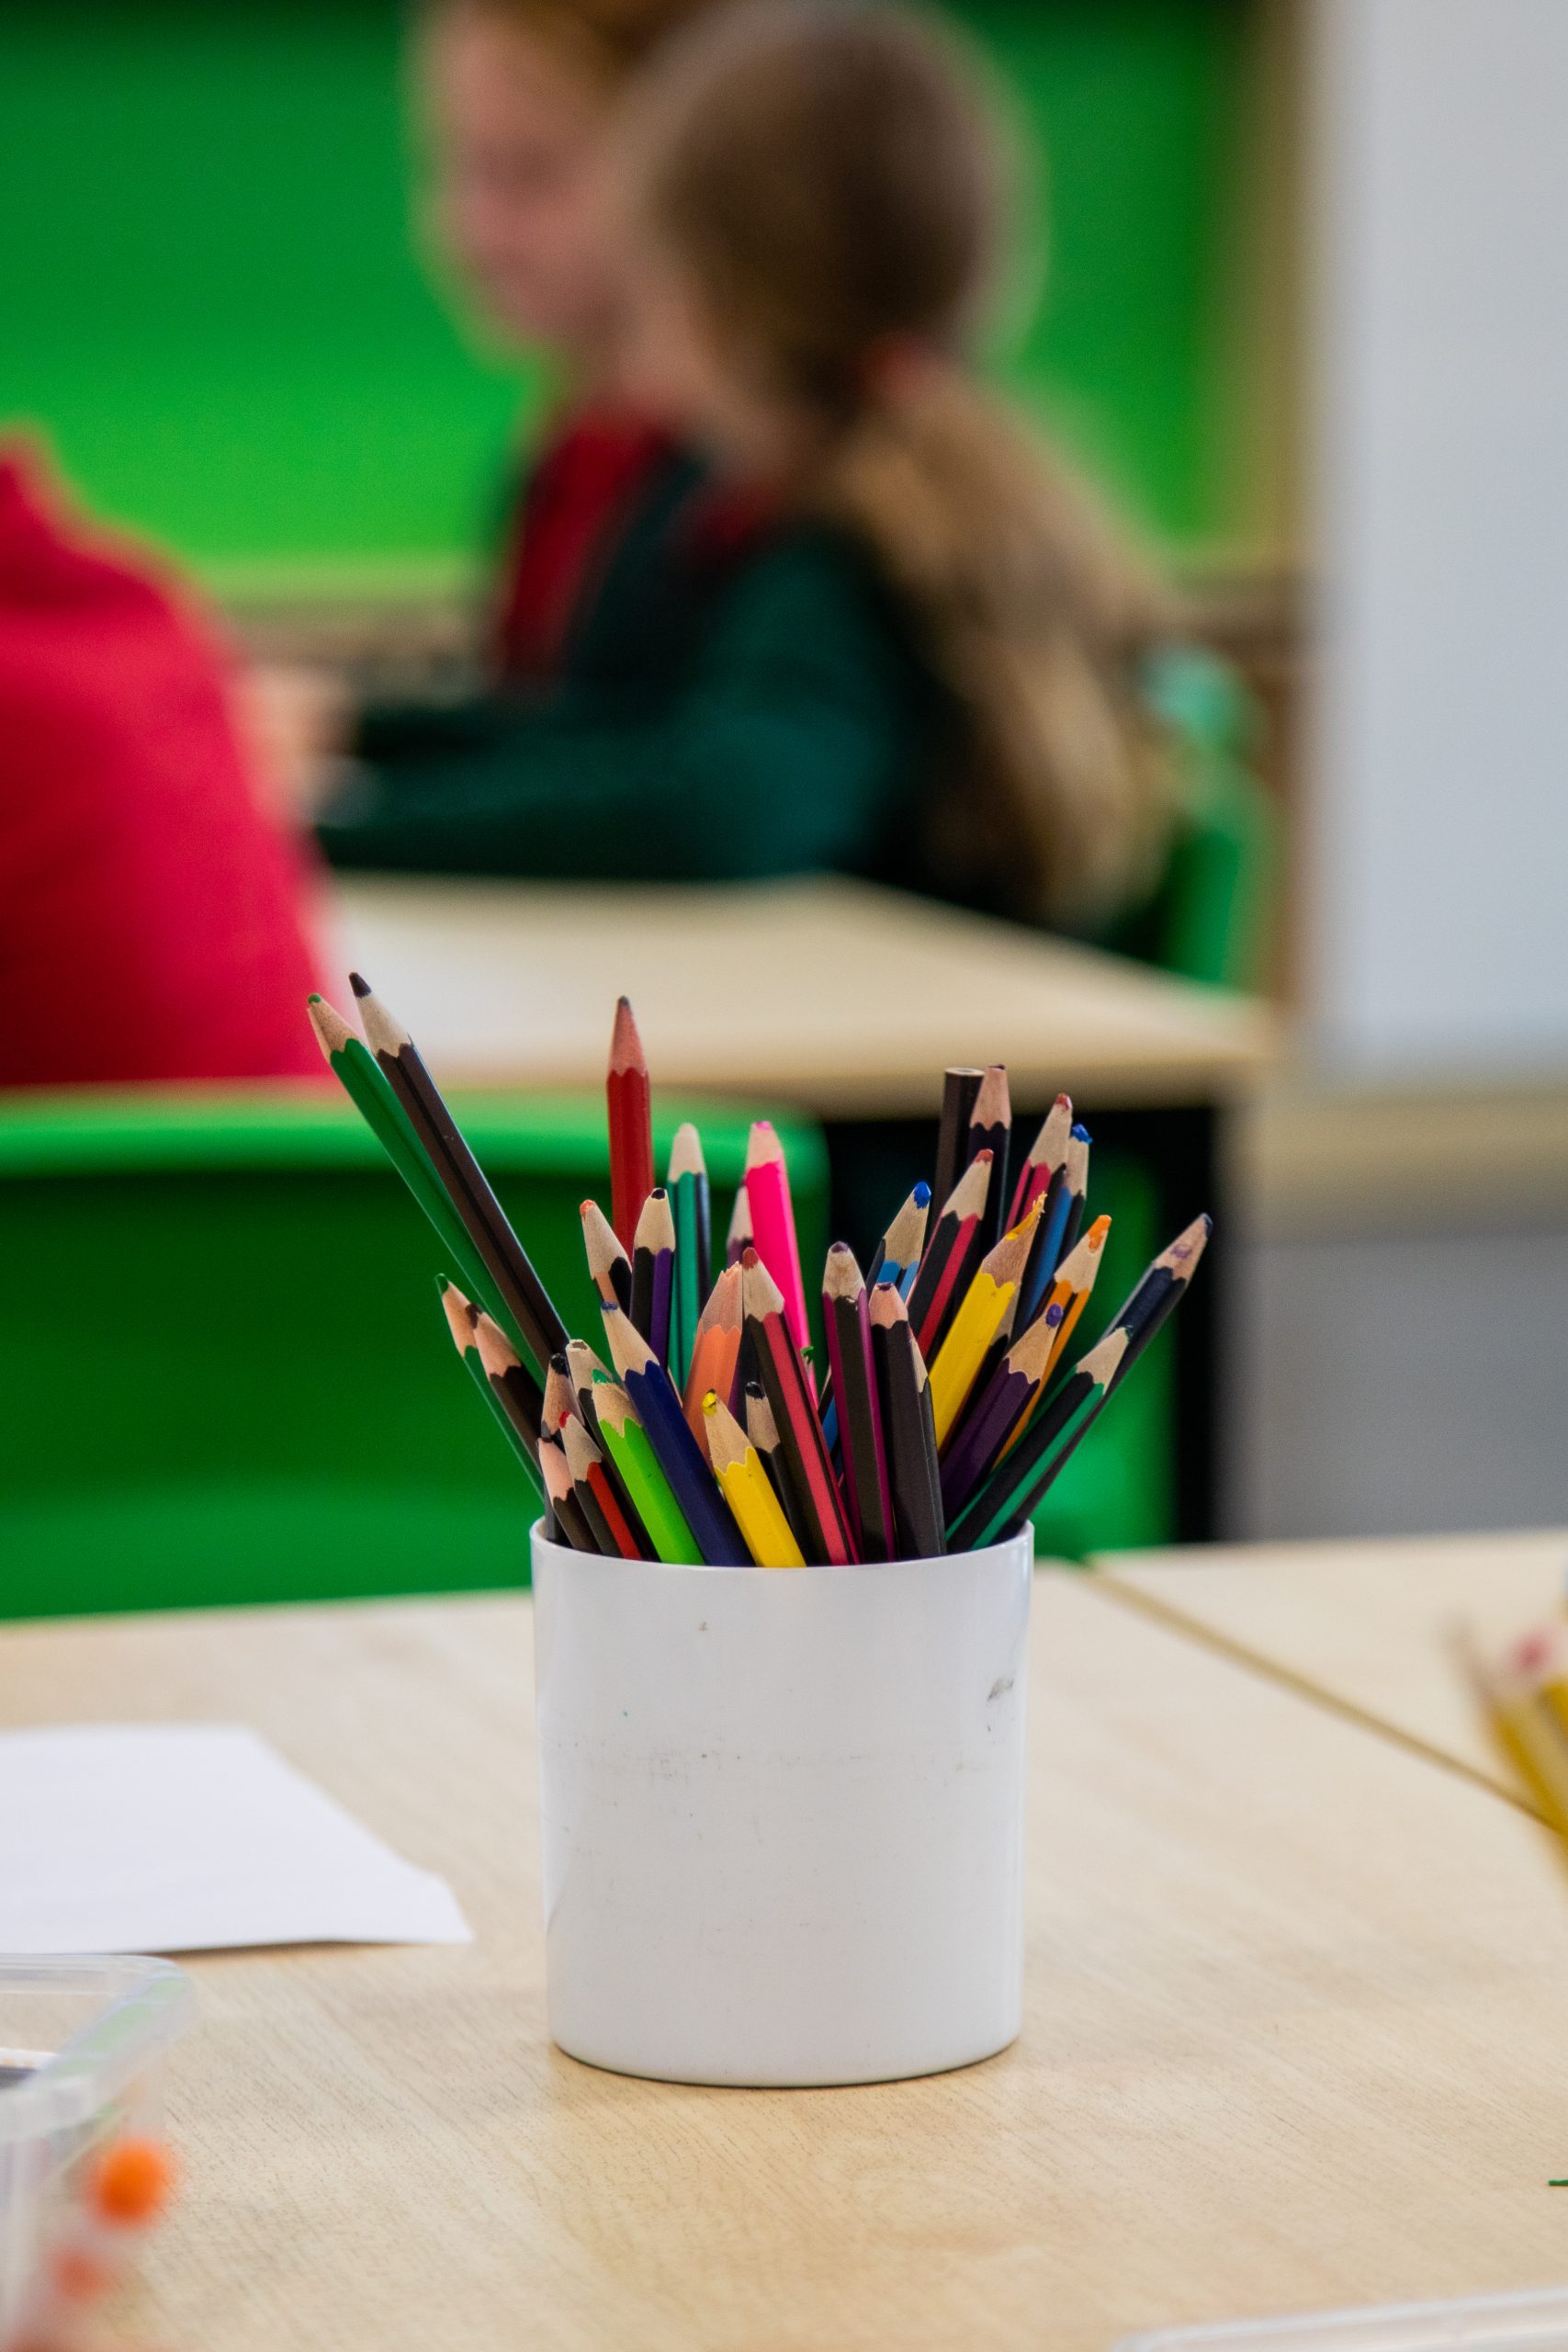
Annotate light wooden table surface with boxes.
[331,874,1276,1114]
[1096,1529,1568,1809]
[14,1567,1568,2351]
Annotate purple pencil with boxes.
[822,1244,894,1562]
[939,1306,1062,1520]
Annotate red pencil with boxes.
[607,996,654,1252]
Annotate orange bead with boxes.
[91,2137,175,2226]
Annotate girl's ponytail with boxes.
[816,356,1172,923]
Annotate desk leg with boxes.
[822,1102,1224,1544]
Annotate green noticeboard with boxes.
[0,0,1257,594]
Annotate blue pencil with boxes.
[1020,1126,1090,1323]
[602,1305,750,1565]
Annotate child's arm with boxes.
[315,537,928,882]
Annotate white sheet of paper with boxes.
[0,1724,471,1954]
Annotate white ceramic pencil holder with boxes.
[531,1523,1032,2088]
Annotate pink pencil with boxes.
[744,1122,811,1361]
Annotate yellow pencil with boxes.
[703,1391,804,1567]
[1466,1627,1568,1834]
[927,1200,1043,1449]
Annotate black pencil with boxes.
[540,1434,598,1552]
[581,1198,633,1315]
[932,1068,983,1222]
[964,1064,1012,1253]
[351,974,568,1372]
[823,1244,894,1563]
[868,1283,945,1559]
[629,1185,676,1368]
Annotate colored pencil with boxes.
[561,1413,645,1560]
[607,995,655,1251]
[542,1351,578,1439]
[471,1311,547,1465]
[667,1122,711,1385]
[603,1305,750,1566]
[726,1182,753,1267]
[581,1198,633,1315]
[703,1392,805,1568]
[351,974,568,1372]
[871,1181,931,1295]
[565,1338,611,1433]
[939,1304,1062,1520]
[964,1064,1012,1253]
[928,1198,1043,1448]
[1106,1214,1213,1382]
[682,1262,743,1448]
[868,1284,945,1559]
[1021,1123,1091,1323]
[822,1244,894,1563]
[949,1328,1129,1549]
[740,1250,855,1566]
[540,1437,598,1552]
[1039,1212,1111,1381]
[1008,1094,1073,1227]
[932,1067,983,1217]
[438,1279,538,1479]
[742,1379,794,1518]
[310,996,500,1318]
[591,1374,700,1565]
[744,1122,812,1363]
[629,1185,675,1368]
[905,1151,992,1363]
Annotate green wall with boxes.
[0,0,1253,594]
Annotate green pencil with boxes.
[591,1374,697,1563]
[310,996,515,1340]
[437,1279,540,1485]
[667,1122,711,1385]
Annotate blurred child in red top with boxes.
[0,448,326,1088]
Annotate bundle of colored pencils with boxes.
[311,989,1210,1568]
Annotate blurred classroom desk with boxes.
[13,1568,1568,2351]
[335,874,1277,1538]
[1096,1527,1568,1810]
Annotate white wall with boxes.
[1310,0,1568,1076]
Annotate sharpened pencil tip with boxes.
[913,1182,931,1206]
[349,971,371,999]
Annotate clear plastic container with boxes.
[1114,2285,1568,2349]
[0,1955,196,2334]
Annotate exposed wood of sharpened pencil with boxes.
[581,1199,633,1315]
[629,1186,676,1368]
[939,1303,1062,1520]
[741,1251,855,1566]
[590,1374,699,1566]
[932,1069,983,1221]
[905,1150,992,1363]
[437,1279,540,1486]
[726,1182,753,1267]
[868,1285,945,1560]
[603,1306,750,1566]
[964,1064,1012,1254]
[872,1182,931,1292]
[470,1313,546,1465]
[823,1244,894,1563]
[540,1437,598,1553]
[743,1380,795,1521]
[949,1327,1130,1550]
[1008,1094,1073,1228]
[703,1393,805,1568]
[606,995,655,1252]
[561,1413,646,1560]
[350,975,569,1372]
[682,1262,743,1450]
